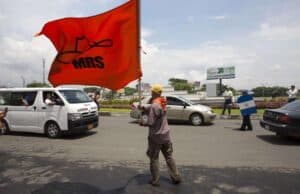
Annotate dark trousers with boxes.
[241,115,252,130]
[222,102,232,115]
[147,140,181,183]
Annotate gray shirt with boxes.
[147,102,170,144]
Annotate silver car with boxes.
[130,95,216,125]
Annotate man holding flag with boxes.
[139,84,182,186]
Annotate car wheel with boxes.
[1,120,10,135]
[45,122,61,138]
[190,113,203,126]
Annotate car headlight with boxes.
[207,110,214,114]
[68,113,81,121]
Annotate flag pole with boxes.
[137,0,142,106]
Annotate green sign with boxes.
[207,66,235,80]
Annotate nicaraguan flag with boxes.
[237,95,257,116]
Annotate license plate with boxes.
[87,124,94,130]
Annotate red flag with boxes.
[36,0,142,90]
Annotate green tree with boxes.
[26,81,50,88]
[173,82,194,93]
[252,86,288,97]
[200,84,206,91]
[168,78,195,93]
[168,78,188,86]
[124,87,137,96]
[84,87,102,93]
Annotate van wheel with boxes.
[190,113,203,126]
[45,122,61,138]
[1,121,10,135]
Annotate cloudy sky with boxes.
[1,0,300,89]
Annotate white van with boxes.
[0,87,99,138]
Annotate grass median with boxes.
[100,108,131,113]
[213,108,265,117]
[100,108,265,117]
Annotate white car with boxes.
[130,95,216,126]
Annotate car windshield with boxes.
[281,101,300,112]
[59,90,92,104]
[176,96,195,105]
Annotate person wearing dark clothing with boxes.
[222,89,233,117]
[287,85,298,103]
[240,115,252,131]
[93,91,101,110]
[238,91,255,131]
[140,84,181,187]
[0,107,8,134]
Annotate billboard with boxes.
[207,66,235,80]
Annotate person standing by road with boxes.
[139,84,181,186]
[0,107,8,134]
[93,91,101,110]
[287,85,298,103]
[222,88,233,118]
[237,91,256,131]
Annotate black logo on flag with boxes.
[54,36,113,69]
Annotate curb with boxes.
[99,111,112,116]
[99,112,261,120]
[219,114,261,120]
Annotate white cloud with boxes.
[0,36,56,86]
[1,0,300,90]
[140,40,258,88]
[256,23,300,41]
[271,64,281,72]
[187,15,195,23]
[211,15,226,20]
[141,28,153,38]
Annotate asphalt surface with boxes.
[1,115,300,194]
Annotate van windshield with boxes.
[59,90,92,104]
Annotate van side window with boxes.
[11,92,37,106]
[0,92,11,105]
[43,91,63,106]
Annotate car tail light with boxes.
[277,115,290,124]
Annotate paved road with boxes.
[1,116,300,193]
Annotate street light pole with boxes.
[21,76,25,87]
[42,58,45,85]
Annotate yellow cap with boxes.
[151,84,163,94]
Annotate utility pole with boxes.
[21,76,25,87]
[219,78,223,96]
[42,58,45,85]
